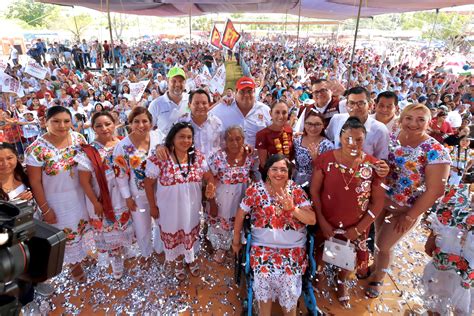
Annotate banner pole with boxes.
[296,0,302,51]
[189,5,192,45]
[347,0,363,89]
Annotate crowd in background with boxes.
[1,36,473,315]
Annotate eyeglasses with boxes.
[269,167,289,173]
[305,122,323,128]
[347,100,368,108]
[313,88,328,95]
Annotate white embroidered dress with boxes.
[25,132,89,264]
[145,150,208,263]
[75,141,134,252]
[207,149,259,250]
[113,131,163,257]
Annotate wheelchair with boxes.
[235,215,321,315]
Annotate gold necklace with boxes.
[338,152,361,191]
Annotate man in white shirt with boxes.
[326,86,390,160]
[9,44,18,66]
[148,67,189,137]
[370,91,399,133]
[210,76,271,147]
[177,89,224,158]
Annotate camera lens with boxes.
[0,243,29,284]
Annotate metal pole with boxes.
[296,0,302,51]
[106,0,117,94]
[428,9,440,49]
[347,0,363,88]
[189,5,192,45]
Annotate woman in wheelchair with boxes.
[310,117,386,308]
[232,154,316,316]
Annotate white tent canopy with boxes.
[39,0,473,20]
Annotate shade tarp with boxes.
[38,0,472,20]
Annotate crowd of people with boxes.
[1,35,473,315]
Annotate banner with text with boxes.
[25,61,48,79]
[209,64,226,95]
[221,19,241,51]
[0,72,24,96]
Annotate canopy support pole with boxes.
[189,5,192,45]
[347,0,363,88]
[106,0,117,97]
[428,8,440,49]
[296,0,302,51]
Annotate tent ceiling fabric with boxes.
[38,0,473,20]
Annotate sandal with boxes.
[189,261,200,277]
[365,281,384,298]
[71,263,86,282]
[175,261,186,281]
[336,281,351,309]
[213,249,226,263]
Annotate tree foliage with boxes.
[5,0,60,28]
[61,14,93,42]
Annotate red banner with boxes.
[209,25,223,49]
[220,19,241,51]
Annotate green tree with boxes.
[61,14,93,42]
[5,0,60,28]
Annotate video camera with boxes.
[0,200,66,316]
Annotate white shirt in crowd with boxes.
[210,100,271,147]
[325,113,390,160]
[177,112,224,158]
[148,92,189,137]
[369,113,399,134]
[447,110,462,129]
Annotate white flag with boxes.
[0,72,23,96]
[209,64,226,95]
[129,80,149,102]
[25,60,48,79]
[0,60,7,73]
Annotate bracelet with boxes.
[38,202,48,209]
[42,208,51,216]
[354,227,362,236]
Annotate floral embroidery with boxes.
[386,132,450,206]
[62,219,88,243]
[432,248,474,289]
[26,133,86,176]
[114,143,149,190]
[208,150,256,185]
[147,152,206,186]
[241,181,309,231]
[160,224,200,250]
[250,246,307,276]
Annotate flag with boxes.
[25,60,48,79]
[209,25,223,49]
[209,64,226,95]
[0,72,23,96]
[221,19,241,51]
[129,80,149,102]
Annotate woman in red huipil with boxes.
[310,117,385,308]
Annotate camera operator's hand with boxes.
[43,209,57,224]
